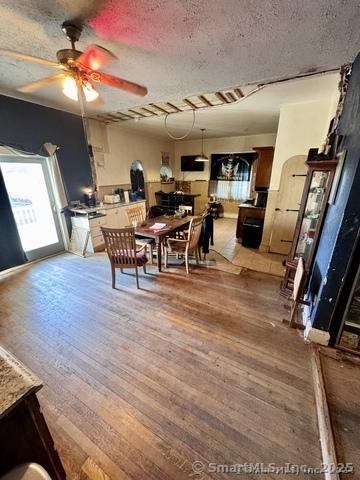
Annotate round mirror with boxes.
[130,160,145,199]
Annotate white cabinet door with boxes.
[118,206,130,228]
[105,208,121,228]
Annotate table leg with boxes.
[156,238,162,272]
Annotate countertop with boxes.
[0,346,42,419]
[69,199,146,215]
[238,203,266,209]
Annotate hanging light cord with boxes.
[164,109,196,140]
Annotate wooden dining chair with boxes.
[101,226,148,289]
[164,216,203,274]
[126,205,144,224]
[126,206,155,263]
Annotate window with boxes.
[209,179,251,201]
[209,152,256,201]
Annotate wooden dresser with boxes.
[0,347,66,479]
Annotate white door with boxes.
[0,156,65,261]
[269,155,307,254]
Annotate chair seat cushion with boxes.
[112,249,148,266]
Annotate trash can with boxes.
[242,217,264,248]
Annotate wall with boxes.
[261,91,340,251]
[0,95,92,201]
[307,53,360,339]
[174,133,277,181]
[89,120,174,188]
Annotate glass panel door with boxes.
[294,170,331,262]
[0,156,65,261]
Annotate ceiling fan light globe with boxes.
[62,76,78,101]
[83,81,99,102]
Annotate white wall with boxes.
[88,120,174,186]
[261,83,340,252]
[270,95,339,190]
[174,133,277,181]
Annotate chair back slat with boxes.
[188,216,203,250]
[126,206,144,225]
[101,226,138,267]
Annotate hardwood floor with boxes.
[320,350,360,480]
[0,253,322,479]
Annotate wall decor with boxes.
[161,151,170,165]
[210,152,257,181]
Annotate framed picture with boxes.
[328,149,347,205]
[161,151,170,165]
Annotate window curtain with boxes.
[0,166,27,271]
[209,179,250,201]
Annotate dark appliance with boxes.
[242,217,264,248]
[181,155,205,172]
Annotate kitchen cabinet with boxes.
[70,201,146,255]
[253,146,274,189]
[105,207,122,229]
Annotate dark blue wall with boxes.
[308,53,360,332]
[0,95,92,201]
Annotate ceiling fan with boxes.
[0,21,148,103]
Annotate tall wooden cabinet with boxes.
[253,146,274,189]
[281,159,338,296]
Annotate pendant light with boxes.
[195,128,209,162]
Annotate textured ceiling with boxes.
[0,0,358,114]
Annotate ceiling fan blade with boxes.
[96,72,148,97]
[18,73,66,93]
[0,49,62,69]
[76,44,116,71]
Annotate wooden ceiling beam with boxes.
[166,102,182,112]
[150,103,170,114]
[183,98,198,109]
[226,92,237,102]
[141,107,158,116]
[215,92,231,103]
[114,112,134,120]
[234,88,244,98]
[199,95,213,107]
[128,109,146,117]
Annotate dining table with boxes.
[135,215,193,272]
